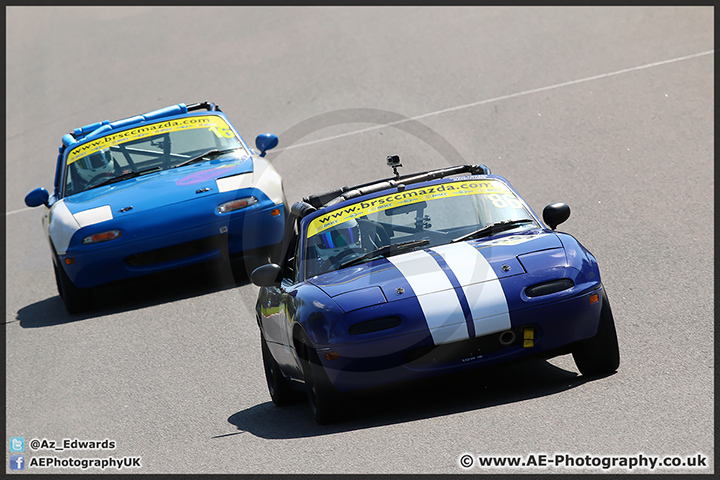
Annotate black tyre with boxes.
[240,252,272,279]
[572,291,620,376]
[299,335,342,424]
[261,335,303,406]
[53,258,94,314]
[267,241,284,265]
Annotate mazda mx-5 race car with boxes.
[251,158,620,423]
[25,102,286,313]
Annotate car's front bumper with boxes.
[315,286,604,393]
[60,197,285,288]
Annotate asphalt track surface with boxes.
[5,6,714,475]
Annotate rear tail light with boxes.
[218,196,257,213]
[82,230,121,244]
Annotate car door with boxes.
[259,219,305,378]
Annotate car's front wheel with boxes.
[53,258,94,314]
[299,334,342,424]
[572,291,620,376]
[261,335,303,406]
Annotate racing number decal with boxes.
[487,194,523,209]
[209,126,235,138]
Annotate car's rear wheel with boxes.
[53,258,94,314]
[267,241,283,265]
[298,334,342,424]
[261,335,303,406]
[572,291,620,376]
[234,249,273,281]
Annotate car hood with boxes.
[310,231,563,304]
[61,155,254,218]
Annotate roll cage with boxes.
[53,102,222,199]
[278,162,493,281]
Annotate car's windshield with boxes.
[63,115,247,196]
[302,178,537,278]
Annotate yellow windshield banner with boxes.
[306,180,513,237]
[66,115,234,165]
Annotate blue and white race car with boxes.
[251,158,619,423]
[25,102,286,313]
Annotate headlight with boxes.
[217,196,257,213]
[82,230,122,244]
[349,316,401,335]
[525,278,574,297]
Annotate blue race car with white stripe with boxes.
[251,160,619,424]
[25,102,286,313]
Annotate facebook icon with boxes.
[10,455,24,470]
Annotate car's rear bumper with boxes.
[316,286,604,392]
[60,201,284,288]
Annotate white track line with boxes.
[276,50,714,152]
[6,50,712,217]
[5,206,36,217]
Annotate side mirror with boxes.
[543,202,571,230]
[25,187,50,207]
[251,263,283,287]
[255,133,279,157]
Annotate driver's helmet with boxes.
[314,219,362,260]
[74,149,115,183]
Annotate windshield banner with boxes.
[67,115,234,165]
[307,180,513,237]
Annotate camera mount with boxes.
[386,154,402,179]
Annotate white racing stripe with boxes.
[216,172,254,193]
[389,250,468,345]
[431,242,511,337]
[73,205,113,227]
[388,250,453,295]
[415,290,470,344]
[389,242,511,345]
[431,241,496,284]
